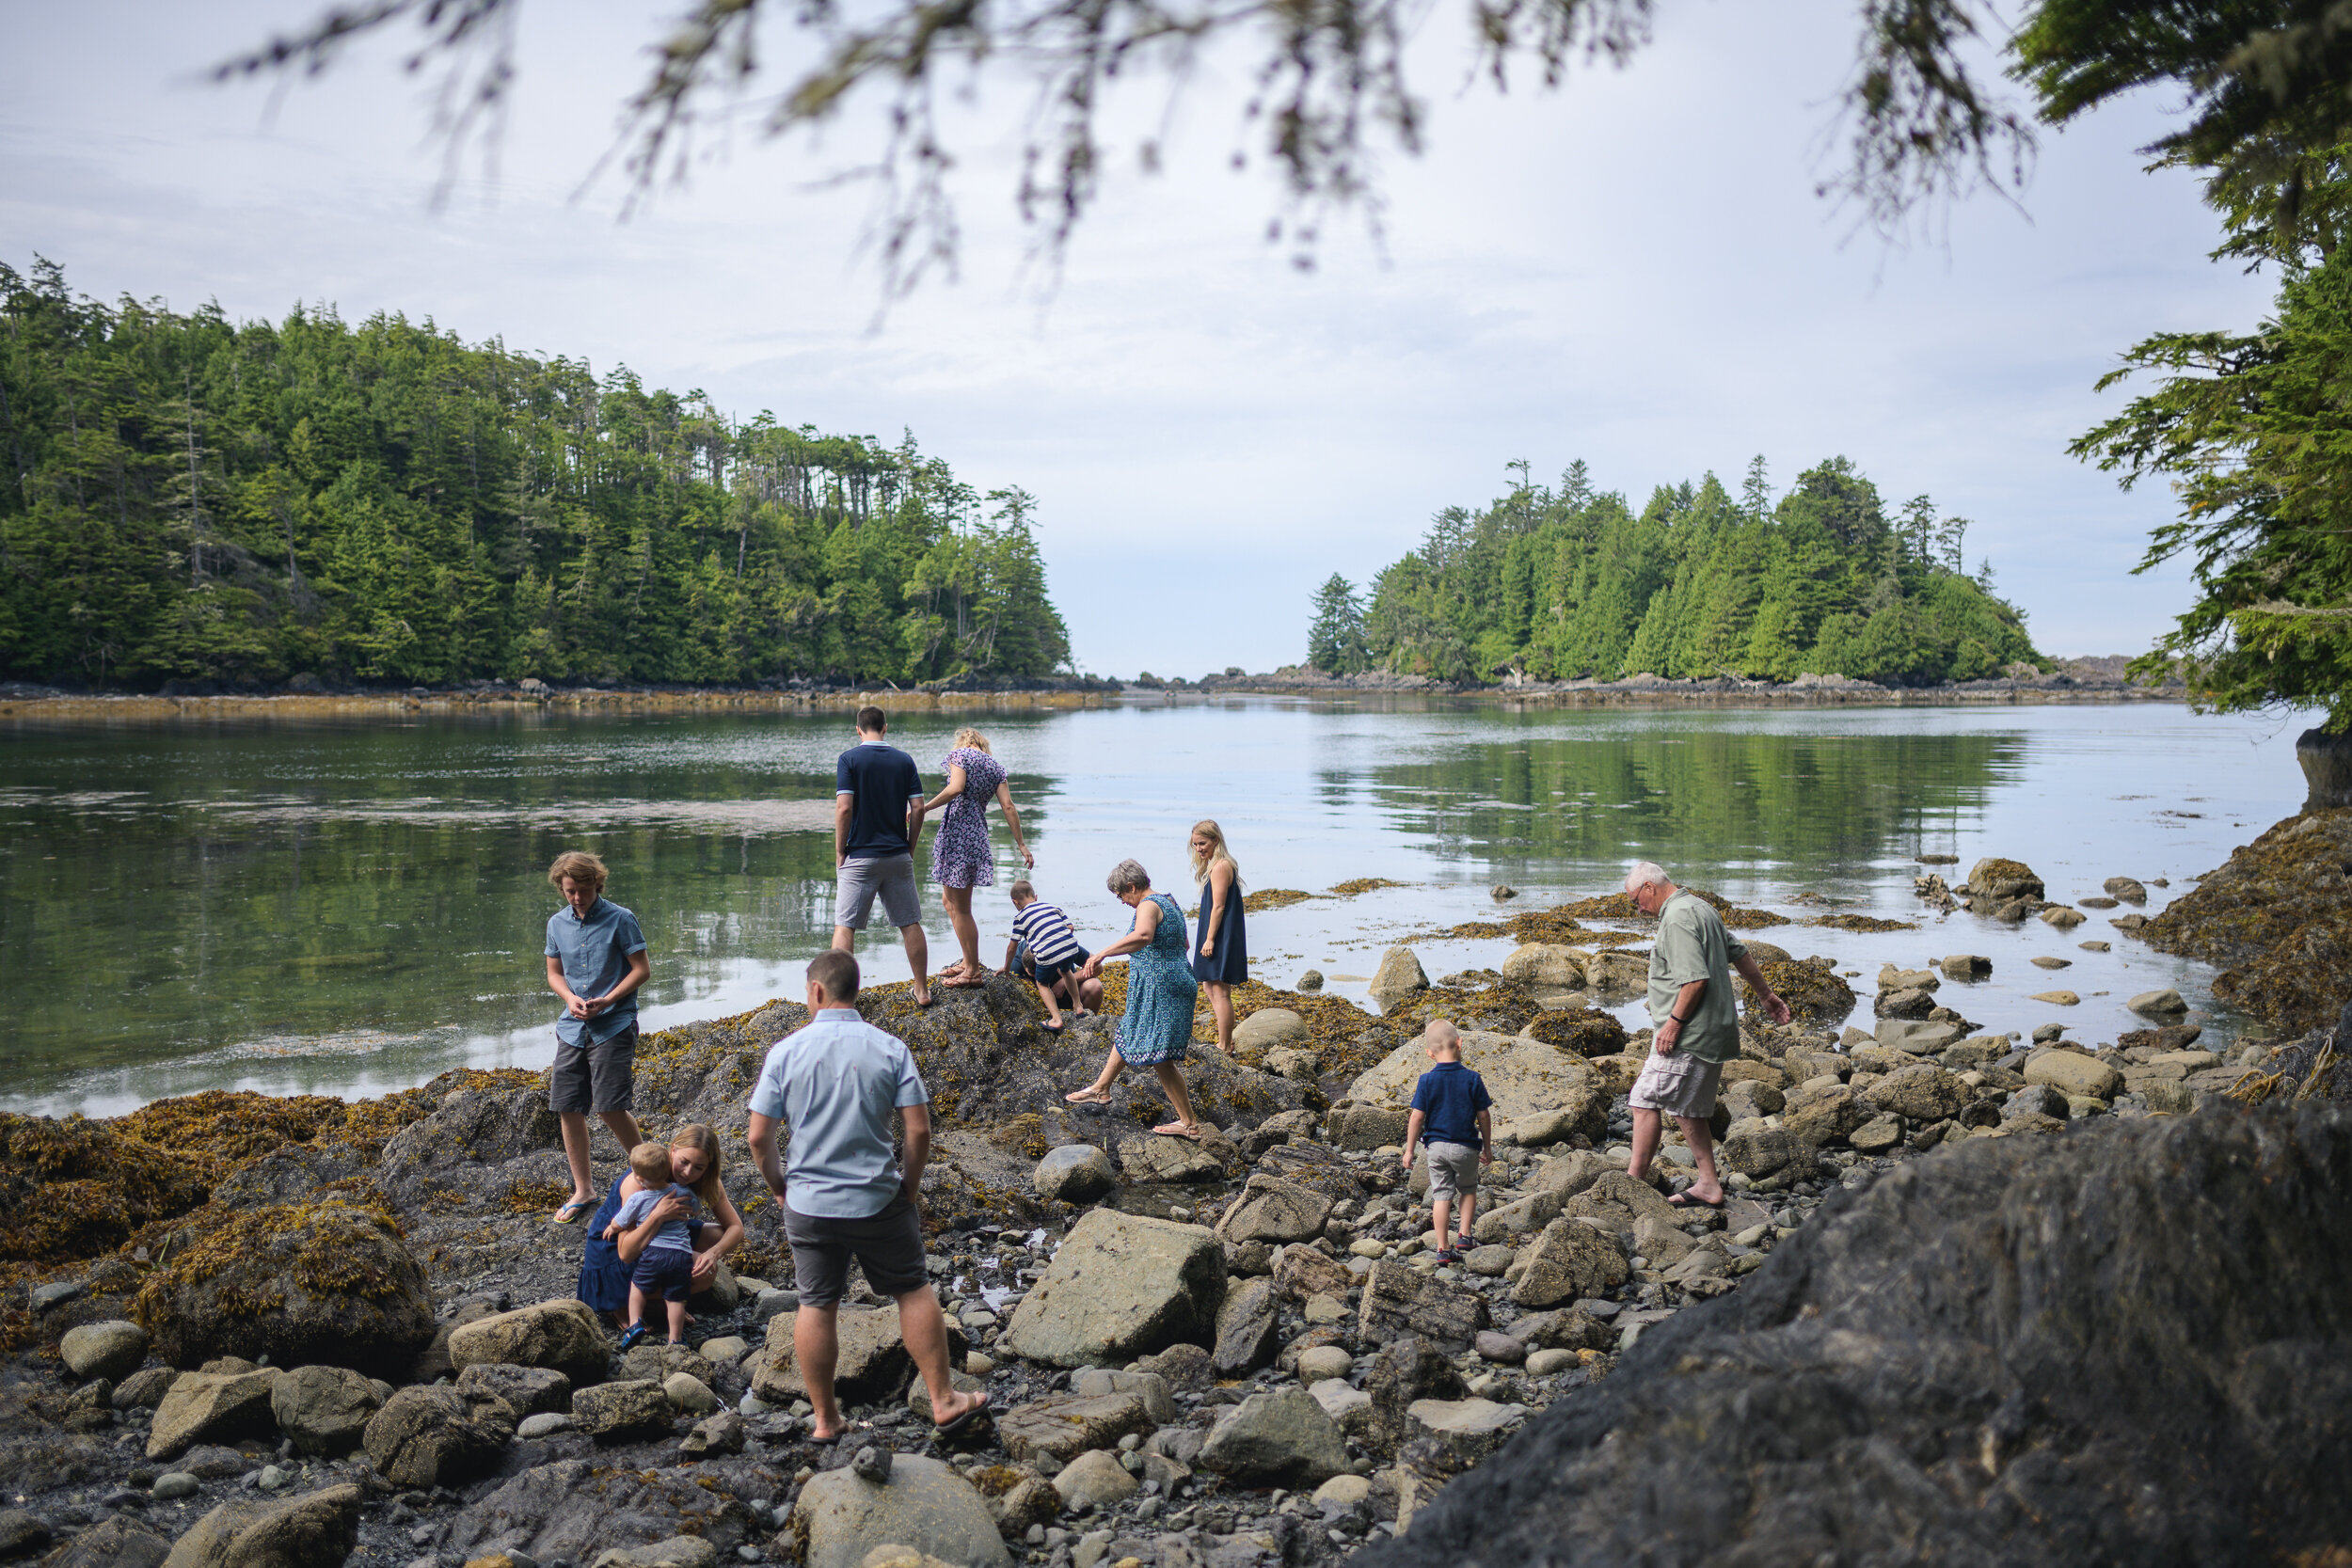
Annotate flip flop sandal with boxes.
[933,1392,993,1439]
[549,1199,596,1226]
[1153,1121,1202,1139]
[1040,1021,1065,1034]
[1666,1190,1725,1210]
[1064,1088,1110,1104]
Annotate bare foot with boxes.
[930,1387,991,1433]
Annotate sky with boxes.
[0,0,2280,677]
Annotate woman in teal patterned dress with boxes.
[1065,858,1203,1137]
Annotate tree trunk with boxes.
[2297,728,2352,811]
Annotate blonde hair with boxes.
[952,727,992,754]
[548,850,608,894]
[628,1142,674,1187]
[1423,1019,1462,1058]
[1188,820,1244,893]
[667,1123,726,1209]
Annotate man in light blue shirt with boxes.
[747,950,988,1443]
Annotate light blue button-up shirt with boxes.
[544,897,648,1047]
[748,1006,930,1218]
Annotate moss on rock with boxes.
[2146,808,2352,1032]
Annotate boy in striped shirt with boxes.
[1005,879,1103,1032]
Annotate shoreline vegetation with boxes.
[0,655,2181,721]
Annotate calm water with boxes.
[0,697,2312,1116]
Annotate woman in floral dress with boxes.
[923,727,1032,988]
[1066,859,1204,1137]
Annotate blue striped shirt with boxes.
[1011,900,1083,966]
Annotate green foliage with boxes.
[1347,457,2041,685]
[0,259,1070,688]
[1307,574,1368,673]
[2073,244,2352,732]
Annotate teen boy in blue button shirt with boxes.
[543,850,650,1226]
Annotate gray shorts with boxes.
[1629,1050,1724,1119]
[784,1195,930,1307]
[834,854,921,931]
[549,1024,638,1116]
[1423,1141,1481,1206]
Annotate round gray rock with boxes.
[60,1321,148,1383]
[788,1451,1012,1568]
[1033,1144,1117,1205]
[1198,1386,1349,1485]
[1232,1008,1309,1053]
[1052,1448,1139,1512]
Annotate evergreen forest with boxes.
[0,260,1072,689]
[1311,457,2044,685]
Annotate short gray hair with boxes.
[1623,861,1671,892]
[1106,858,1152,895]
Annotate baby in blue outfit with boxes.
[604,1142,704,1346]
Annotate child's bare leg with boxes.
[1033,979,1064,1026]
[627,1282,648,1329]
[1431,1196,1453,1250]
[1456,1190,1478,1242]
[666,1294,690,1344]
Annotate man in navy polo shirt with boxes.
[544,850,651,1226]
[832,705,933,1006]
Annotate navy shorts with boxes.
[1015,942,1089,990]
[630,1246,696,1303]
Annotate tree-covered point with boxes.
[0,259,1071,689]
[1313,457,2043,685]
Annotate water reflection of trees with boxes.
[1345,728,2015,880]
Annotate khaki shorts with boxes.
[834,853,921,931]
[1423,1141,1481,1206]
[1629,1050,1724,1119]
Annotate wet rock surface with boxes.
[0,867,2343,1568]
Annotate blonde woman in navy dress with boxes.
[1189,820,1247,1052]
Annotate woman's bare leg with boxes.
[1204,983,1234,1051]
[1067,1047,1123,1102]
[943,886,981,980]
[1152,1063,1200,1132]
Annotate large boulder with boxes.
[1369,946,1431,1012]
[0,1113,209,1272]
[148,1369,282,1460]
[998,1391,1158,1468]
[753,1307,966,1405]
[361,1385,517,1487]
[60,1320,149,1382]
[1348,1030,1609,1143]
[1501,944,1587,990]
[1510,1219,1629,1308]
[1198,1386,1350,1485]
[1965,857,2046,901]
[1519,1008,1629,1058]
[448,1297,612,1385]
[1212,1276,1282,1376]
[788,1453,1012,1568]
[1032,1145,1116,1205]
[41,1515,170,1568]
[154,1482,359,1568]
[1357,1260,1489,1352]
[1215,1174,1335,1244]
[371,1085,564,1210]
[1232,1008,1310,1053]
[1859,1065,1972,1124]
[2025,1050,2124,1102]
[1000,1211,1225,1368]
[133,1201,433,1378]
[456,1362,574,1418]
[1369,1104,2352,1567]
[269,1365,383,1455]
[573,1379,674,1439]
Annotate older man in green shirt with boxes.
[1623,861,1791,1209]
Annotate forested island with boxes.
[1310,458,2042,686]
[0,260,1071,690]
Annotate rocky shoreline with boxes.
[0,839,2343,1568]
[1165,655,2186,706]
